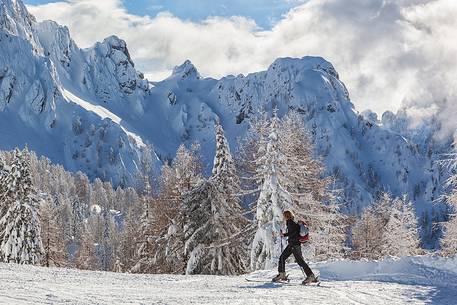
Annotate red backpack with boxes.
[298,221,310,243]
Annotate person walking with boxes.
[272,210,318,284]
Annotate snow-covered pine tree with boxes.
[306,195,347,260]
[152,163,179,231]
[100,206,116,271]
[352,192,397,259]
[39,199,67,267]
[69,194,85,248]
[0,155,9,222]
[54,194,75,258]
[154,144,203,229]
[75,220,99,270]
[0,153,8,248]
[136,144,155,197]
[0,148,43,265]
[130,196,156,273]
[279,113,346,261]
[129,147,156,273]
[183,121,249,275]
[174,144,203,195]
[279,112,329,200]
[382,196,420,256]
[182,180,219,274]
[374,192,395,227]
[236,111,269,199]
[133,144,203,274]
[250,111,294,270]
[103,181,116,211]
[352,206,380,259]
[247,110,342,268]
[75,204,118,270]
[90,178,109,212]
[211,121,238,189]
[440,147,457,256]
[118,198,142,271]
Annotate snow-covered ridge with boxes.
[1,256,457,304]
[62,88,146,148]
[0,0,149,185]
[0,0,451,231]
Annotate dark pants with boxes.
[278,244,313,277]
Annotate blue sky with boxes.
[24,0,306,29]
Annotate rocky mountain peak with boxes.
[0,0,35,38]
[102,35,135,68]
[269,56,339,79]
[171,60,201,80]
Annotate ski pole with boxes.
[280,230,283,253]
[280,232,284,271]
[300,265,306,277]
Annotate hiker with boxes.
[272,210,318,284]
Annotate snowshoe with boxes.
[302,274,320,285]
[272,272,289,283]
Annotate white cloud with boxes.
[27,0,457,135]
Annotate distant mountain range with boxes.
[0,0,452,246]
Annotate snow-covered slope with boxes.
[0,0,451,230]
[0,0,148,185]
[1,256,457,304]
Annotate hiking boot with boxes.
[272,272,288,282]
[302,274,318,285]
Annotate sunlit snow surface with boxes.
[62,88,146,148]
[1,256,456,304]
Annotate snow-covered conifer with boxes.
[440,148,457,256]
[130,196,156,273]
[0,148,43,264]
[75,220,99,270]
[174,144,203,196]
[382,196,420,256]
[75,205,117,271]
[247,111,342,268]
[352,195,389,259]
[131,147,157,272]
[279,112,329,200]
[352,206,381,259]
[133,144,203,274]
[0,155,9,221]
[183,122,249,275]
[137,144,155,197]
[90,178,109,211]
[250,111,294,270]
[212,121,238,188]
[118,199,142,271]
[374,192,395,227]
[308,196,347,260]
[100,207,116,271]
[39,199,67,267]
[280,113,346,260]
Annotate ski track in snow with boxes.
[1,257,457,305]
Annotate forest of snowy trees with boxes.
[1,111,457,275]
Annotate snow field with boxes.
[1,256,457,305]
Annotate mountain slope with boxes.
[0,0,149,185]
[0,0,451,237]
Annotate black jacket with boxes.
[283,219,300,245]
